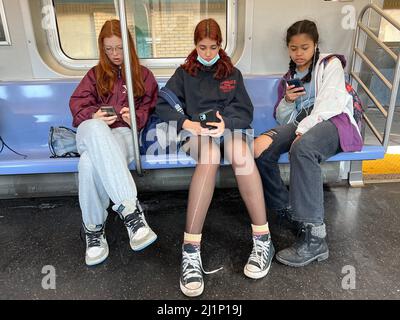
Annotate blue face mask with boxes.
[197,54,220,67]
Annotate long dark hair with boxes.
[286,20,320,83]
[181,18,234,80]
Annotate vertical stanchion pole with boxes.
[118,0,142,175]
[384,56,400,151]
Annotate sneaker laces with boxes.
[182,249,223,283]
[249,236,271,269]
[85,228,104,248]
[124,209,146,235]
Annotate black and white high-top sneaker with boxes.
[180,243,223,297]
[122,202,157,251]
[83,224,109,266]
[244,234,275,279]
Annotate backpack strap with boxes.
[159,87,185,115]
[319,54,347,68]
[0,136,27,159]
[318,55,364,131]
[273,71,292,119]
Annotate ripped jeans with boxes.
[255,121,341,224]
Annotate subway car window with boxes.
[52,0,228,60]
[0,0,11,45]
[379,0,400,42]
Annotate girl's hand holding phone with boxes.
[182,120,203,136]
[285,85,306,103]
[93,108,118,125]
[202,111,225,138]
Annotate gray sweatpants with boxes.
[76,119,138,230]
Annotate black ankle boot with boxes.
[276,223,329,267]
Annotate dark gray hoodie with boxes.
[155,65,253,132]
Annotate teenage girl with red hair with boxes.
[70,20,158,267]
[156,18,274,297]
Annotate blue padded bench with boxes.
[0,77,385,175]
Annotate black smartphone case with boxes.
[199,110,220,129]
[286,79,303,88]
[101,106,116,117]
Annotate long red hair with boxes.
[182,18,234,80]
[96,19,145,98]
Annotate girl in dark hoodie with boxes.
[156,19,274,297]
[70,20,158,267]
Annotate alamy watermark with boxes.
[41,265,56,290]
[341,265,356,290]
[141,122,256,176]
[341,5,357,30]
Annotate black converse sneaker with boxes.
[180,243,223,297]
[83,224,109,266]
[244,234,275,279]
[122,202,157,251]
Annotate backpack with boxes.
[345,82,364,133]
[139,113,164,155]
[158,87,185,115]
[48,126,80,158]
[139,87,186,155]
[320,55,364,133]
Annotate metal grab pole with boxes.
[118,0,142,175]
[384,56,400,151]
[350,3,400,151]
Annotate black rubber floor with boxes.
[0,183,399,300]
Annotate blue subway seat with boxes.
[0,146,385,175]
[0,78,385,176]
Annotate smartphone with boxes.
[199,109,221,129]
[287,79,306,92]
[100,106,117,117]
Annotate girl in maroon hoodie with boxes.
[69,20,158,267]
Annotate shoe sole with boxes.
[130,231,157,251]
[180,281,204,297]
[276,251,329,268]
[243,244,275,280]
[244,259,273,280]
[85,246,109,266]
[243,248,275,280]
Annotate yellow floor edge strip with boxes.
[363,154,400,175]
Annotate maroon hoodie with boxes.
[70,65,158,131]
